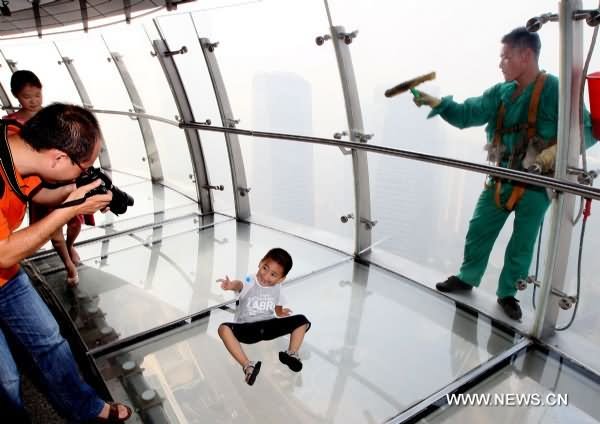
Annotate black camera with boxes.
[75,167,134,215]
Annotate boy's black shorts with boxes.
[221,314,311,344]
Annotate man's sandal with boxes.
[94,403,133,423]
[244,361,261,386]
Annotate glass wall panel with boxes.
[0,41,81,105]
[238,134,354,252]
[327,0,600,367]
[187,0,355,251]
[84,177,199,231]
[94,113,150,178]
[50,35,157,179]
[145,120,199,199]
[545,193,600,374]
[0,35,162,182]
[102,26,197,198]
[155,13,235,215]
[0,54,14,106]
[366,153,524,308]
[53,35,135,110]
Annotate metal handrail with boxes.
[90,108,180,127]
[3,105,181,128]
[4,104,597,200]
[180,121,600,201]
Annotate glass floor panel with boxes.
[31,176,200,254]
[89,179,198,228]
[32,214,234,274]
[95,260,517,423]
[33,220,349,351]
[424,348,600,423]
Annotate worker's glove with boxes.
[531,144,557,174]
[412,89,441,108]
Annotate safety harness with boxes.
[0,119,29,202]
[491,71,548,211]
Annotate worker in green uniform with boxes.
[413,27,597,320]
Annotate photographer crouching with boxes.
[0,103,133,422]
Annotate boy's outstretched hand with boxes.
[217,275,242,292]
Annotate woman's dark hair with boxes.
[262,248,293,276]
[10,70,42,96]
[21,103,102,164]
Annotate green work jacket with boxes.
[428,73,596,168]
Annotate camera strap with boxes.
[0,119,29,203]
[53,197,87,209]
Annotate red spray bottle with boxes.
[588,71,600,139]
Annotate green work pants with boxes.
[457,182,550,298]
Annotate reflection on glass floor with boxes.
[32,219,349,351]
[94,261,517,423]
[24,176,600,422]
[32,213,233,275]
[30,173,201,256]
[425,348,600,423]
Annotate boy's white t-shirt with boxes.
[234,275,286,323]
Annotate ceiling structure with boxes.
[0,0,194,37]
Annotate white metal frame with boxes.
[198,37,250,220]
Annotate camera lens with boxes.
[109,186,134,215]
[75,167,134,215]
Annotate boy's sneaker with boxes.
[435,276,473,293]
[243,361,261,386]
[279,350,302,372]
[497,296,522,320]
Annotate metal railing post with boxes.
[533,0,584,339]
[330,25,373,257]
[198,37,250,220]
[152,37,213,213]
[108,50,164,183]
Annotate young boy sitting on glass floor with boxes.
[217,247,311,385]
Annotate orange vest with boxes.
[0,129,41,286]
